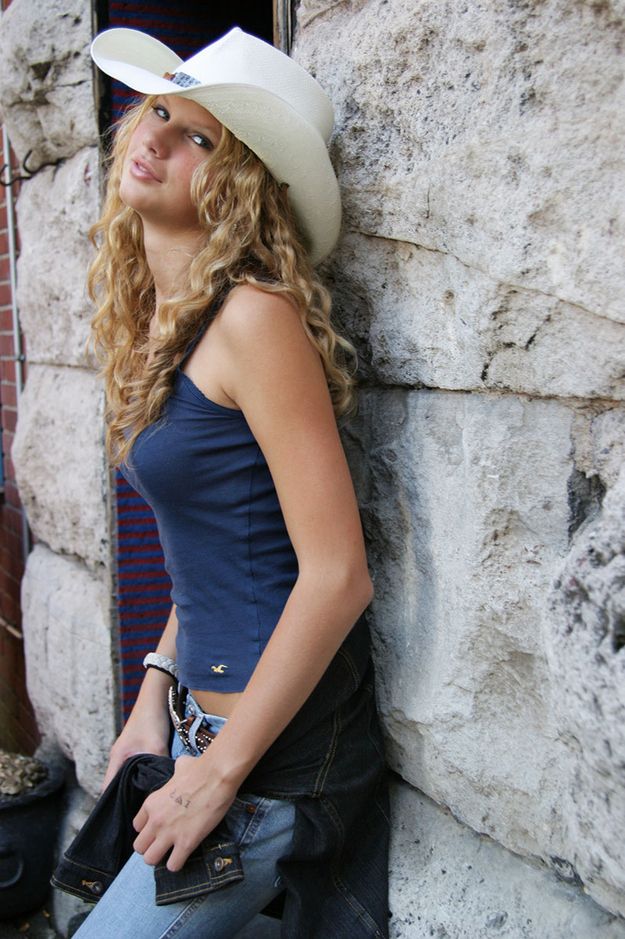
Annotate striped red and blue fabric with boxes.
[115,471,172,720]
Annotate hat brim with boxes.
[91,32,340,265]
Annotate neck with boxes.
[142,223,205,309]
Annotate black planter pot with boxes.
[0,760,65,919]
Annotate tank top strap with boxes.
[179,289,230,367]
[180,319,210,366]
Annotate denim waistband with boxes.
[183,688,229,735]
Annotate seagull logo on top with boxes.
[211,664,229,674]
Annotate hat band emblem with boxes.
[163,70,201,89]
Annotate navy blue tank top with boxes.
[121,329,299,692]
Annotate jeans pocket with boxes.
[226,792,270,848]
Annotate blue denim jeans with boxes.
[74,693,296,938]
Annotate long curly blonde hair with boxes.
[88,95,357,466]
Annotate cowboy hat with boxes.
[90,26,341,265]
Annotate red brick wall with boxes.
[0,141,39,755]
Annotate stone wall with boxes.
[0,0,116,797]
[293,1,625,936]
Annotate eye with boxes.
[189,132,214,150]
[152,104,169,121]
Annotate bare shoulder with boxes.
[214,284,329,412]
[221,282,299,320]
[216,284,313,354]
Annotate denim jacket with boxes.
[52,614,390,938]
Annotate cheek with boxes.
[120,126,142,177]
[125,122,145,158]
[179,155,212,202]
[118,160,134,205]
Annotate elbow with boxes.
[315,560,374,617]
[359,569,375,610]
[343,564,374,624]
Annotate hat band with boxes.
[164,70,201,89]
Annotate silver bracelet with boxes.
[143,652,179,681]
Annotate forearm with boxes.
[203,566,373,783]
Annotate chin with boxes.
[119,175,148,214]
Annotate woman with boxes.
[72,25,389,939]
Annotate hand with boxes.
[101,708,171,791]
[132,752,238,871]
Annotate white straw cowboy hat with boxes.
[90,26,341,265]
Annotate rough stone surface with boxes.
[298,0,625,326]
[342,388,625,913]
[299,0,625,922]
[15,148,100,367]
[547,466,625,915]
[346,391,598,830]
[11,365,109,568]
[0,0,98,166]
[20,544,116,797]
[326,232,625,399]
[0,0,119,921]
[389,776,625,938]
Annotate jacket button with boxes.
[214,857,224,872]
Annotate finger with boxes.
[132,824,157,856]
[142,837,172,867]
[133,804,148,832]
[101,749,149,793]
[166,841,194,873]
[101,758,123,792]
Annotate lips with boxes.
[130,156,161,182]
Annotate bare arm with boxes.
[101,604,179,789]
[133,287,373,868]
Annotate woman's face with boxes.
[119,94,223,234]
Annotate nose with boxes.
[142,122,169,157]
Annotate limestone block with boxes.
[0,0,97,165]
[326,232,625,398]
[12,364,109,568]
[389,777,625,939]
[547,466,625,915]
[296,0,625,326]
[343,388,625,914]
[346,387,570,806]
[20,544,116,797]
[570,404,625,491]
[16,148,100,367]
